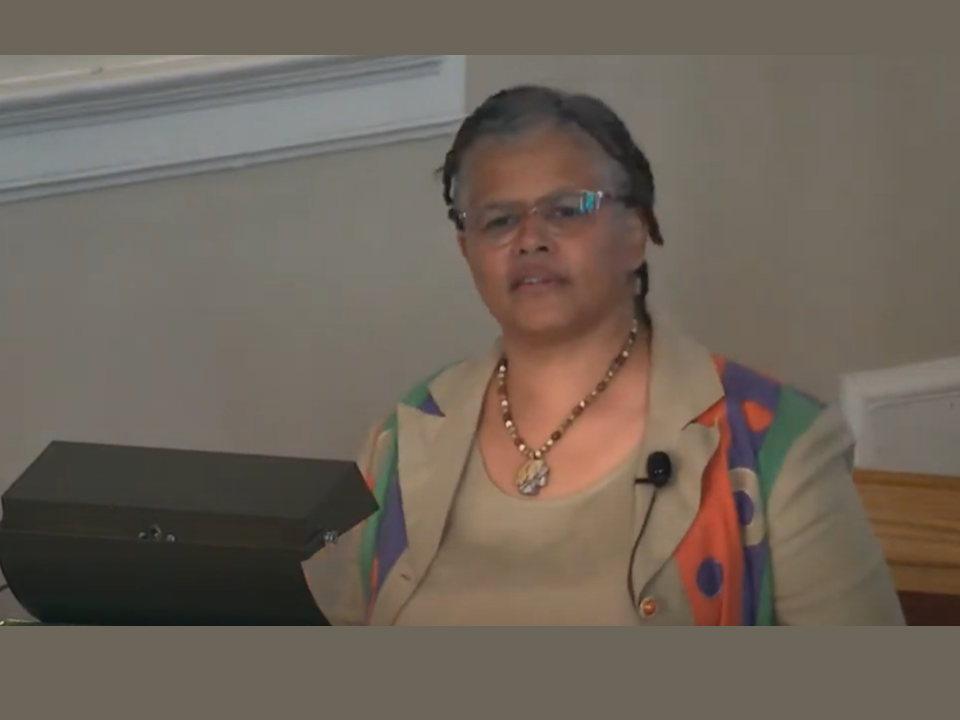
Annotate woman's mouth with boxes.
[511,275,567,292]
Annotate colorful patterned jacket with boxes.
[303,314,903,626]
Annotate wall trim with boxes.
[0,55,466,204]
[841,355,960,469]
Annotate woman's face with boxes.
[456,126,647,342]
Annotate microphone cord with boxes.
[626,490,660,601]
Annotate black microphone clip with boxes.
[638,451,672,489]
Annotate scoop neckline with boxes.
[471,439,645,507]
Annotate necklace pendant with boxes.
[516,457,550,497]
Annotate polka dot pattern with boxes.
[697,558,724,600]
[729,468,766,547]
[734,490,755,526]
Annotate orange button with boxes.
[639,597,658,619]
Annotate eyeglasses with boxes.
[450,189,629,246]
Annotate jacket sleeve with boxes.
[766,403,906,625]
[301,419,391,626]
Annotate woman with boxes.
[304,85,905,626]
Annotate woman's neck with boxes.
[499,307,648,415]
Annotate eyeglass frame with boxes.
[448,188,636,246]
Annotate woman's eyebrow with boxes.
[473,187,583,210]
[472,198,521,212]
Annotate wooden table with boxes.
[854,468,960,625]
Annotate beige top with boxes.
[393,442,644,626]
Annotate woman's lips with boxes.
[509,268,568,292]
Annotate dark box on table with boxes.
[0,441,377,625]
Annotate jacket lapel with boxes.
[627,314,724,602]
[369,344,500,626]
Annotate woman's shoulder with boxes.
[653,314,846,462]
[707,353,855,502]
[711,354,845,447]
[356,349,498,454]
[387,346,501,421]
[707,358,902,624]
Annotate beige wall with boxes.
[2,55,959,500]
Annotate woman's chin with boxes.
[501,310,586,342]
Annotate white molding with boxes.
[0,55,466,204]
[840,355,960,469]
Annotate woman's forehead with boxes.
[459,127,610,205]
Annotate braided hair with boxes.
[438,85,664,323]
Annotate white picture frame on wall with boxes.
[841,356,960,475]
[0,55,467,205]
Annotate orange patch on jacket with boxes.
[673,401,745,625]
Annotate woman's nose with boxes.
[512,210,553,255]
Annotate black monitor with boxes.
[0,441,378,625]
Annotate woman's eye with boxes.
[551,204,586,219]
[484,215,516,231]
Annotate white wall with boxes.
[2,53,958,474]
[469,56,960,395]
[1,52,957,479]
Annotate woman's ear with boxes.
[623,211,648,271]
